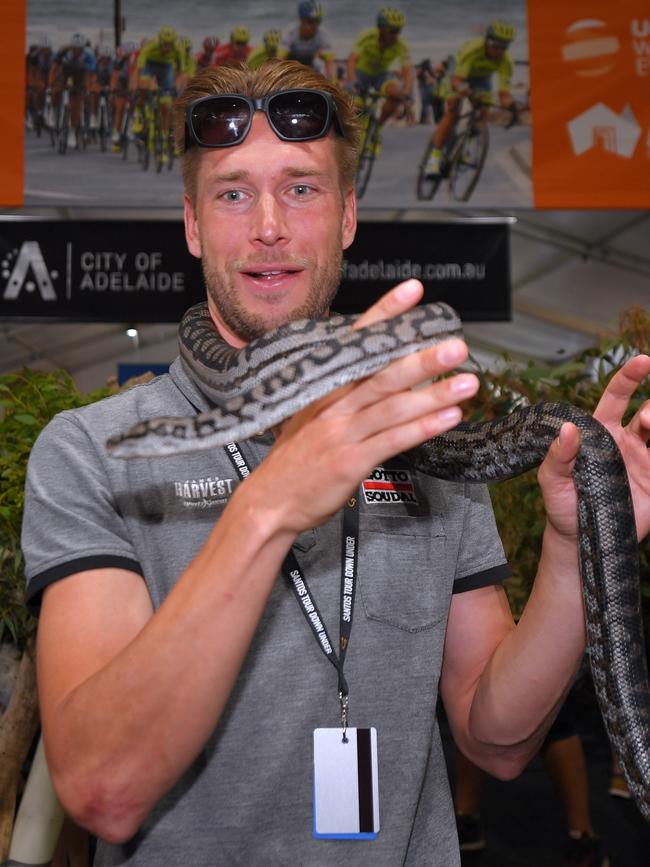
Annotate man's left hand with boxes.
[538,354,650,542]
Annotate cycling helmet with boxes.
[97,44,112,59]
[121,41,137,55]
[203,36,219,50]
[263,29,282,49]
[486,20,516,44]
[158,26,177,44]
[70,33,86,48]
[298,1,324,21]
[231,25,251,44]
[377,7,406,30]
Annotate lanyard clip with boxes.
[339,690,349,743]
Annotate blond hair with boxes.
[173,60,360,203]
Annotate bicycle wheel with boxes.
[416,138,444,201]
[57,104,69,155]
[355,116,379,200]
[448,123,489,202]
[98,100,109,152]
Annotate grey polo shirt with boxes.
[23,357,511,866]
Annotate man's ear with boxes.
[341,186,357,251]
[184,193,201,259]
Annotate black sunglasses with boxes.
[184,88,343,150]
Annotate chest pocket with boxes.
[357,514,449,633]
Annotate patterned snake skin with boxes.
[107,301,650,820]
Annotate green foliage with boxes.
[465,306,650,620]
[0,369,115,648]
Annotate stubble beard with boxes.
[201,250,343,342]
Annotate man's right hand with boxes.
[239,279,479,536]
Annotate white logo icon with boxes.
[567,103,641,158]
[2,242,58,301]
[562,19,620,77]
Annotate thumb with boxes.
[545,422,580,479]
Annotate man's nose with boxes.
[250,192,288,246]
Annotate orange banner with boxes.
[0,0,25,207]
[529,0,650,207]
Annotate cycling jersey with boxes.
[55,46,96,74]
[453,36,513,92]
[351,27,411,77]
[247,44,280,70]
[281,24,334,68]
[137,39,186,74]
[94,59,113,88]
[213,43,252,66]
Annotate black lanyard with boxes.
[224,441,360,731]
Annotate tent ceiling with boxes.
[1,207,648,392]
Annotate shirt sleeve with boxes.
[22,412,143,614]
[452,483,511,594]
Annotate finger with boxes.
[593,354,650,427]
[627,398,650,443]
[353,279,424,330]
[351,372,478,443]
[325,337,470,418]
[542,423,580,480]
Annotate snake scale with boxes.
[107,300,650,821]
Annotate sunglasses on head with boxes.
[184,88,343,150]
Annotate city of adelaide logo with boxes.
[362,467,418,505]
[1,242,58,301]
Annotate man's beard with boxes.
[201,251,343,342]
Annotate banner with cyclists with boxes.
[17,0,532,210]
[529,0,650,207]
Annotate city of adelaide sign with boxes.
[1,219,511,322]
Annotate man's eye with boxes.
[222,190,245,202]
[292,185,313,197]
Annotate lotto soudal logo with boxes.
[174,476,235,508]
[2,242,58,300]
[362,467,418,505]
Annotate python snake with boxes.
[107,300,650,821]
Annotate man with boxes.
[23,60,650,866]
[213,26,252,67]
[47,33,96,151]
[135,26,188,159]
[347,6,414,148]
[248,29,283,70]
[282,0,335,79]
[425,19,517,177]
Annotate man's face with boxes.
[379,26,400,46]
[485,38,508,60]
[231,41,249,61]
[184,113,356,347]
[300,17,320,38]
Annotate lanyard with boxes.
[224,441,360,734]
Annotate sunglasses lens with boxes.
[191,97,251,146]
[269,90,329,140]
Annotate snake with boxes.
[107,300,650,821]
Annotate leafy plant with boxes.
[464,306,650,620]
[0,369,115,648]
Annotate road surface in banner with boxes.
[24,122,532,210]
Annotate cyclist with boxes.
[88,44,113,132]
[248,29,283,70]
[281,1,335,79]
[424,20,516,177]
[135,26,187,161]
[213,27,252,66]
[25,37,52,130]
[47,33,97,151]
[347,7,413,152]
[195,36,219,70]
[110,41,138,152]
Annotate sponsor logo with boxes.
[562,19,620,77]
[1,242,58,301]
[567,103,641,158]
[173,475,235,508]
[362,466,418,505]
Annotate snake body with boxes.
[107,301,650,820]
